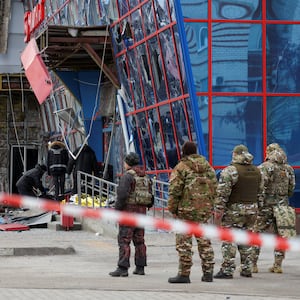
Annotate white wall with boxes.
[0,0,25,73]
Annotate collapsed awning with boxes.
[36,25,120,89]
[21,38,53,104]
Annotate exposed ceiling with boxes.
[36,25,120,88]
[0,0,11,54]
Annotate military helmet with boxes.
[233,144,248,155]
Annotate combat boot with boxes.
[133,266,145,275]
[109,267,128,277]
[168,274,191,283]
[240,270,252,277]
[201,273,213,282]
[269,265,282,274]
[214,269,233,279]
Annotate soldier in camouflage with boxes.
[252,143,295,274]
[168,141,217,284]
[214,144,262,279]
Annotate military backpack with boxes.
[127,169,154,207]
[273,205,296,238]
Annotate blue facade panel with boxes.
[55,70,103,162]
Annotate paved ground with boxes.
[0,214,299,299]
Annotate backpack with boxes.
[273,205,296,238]
[127,169,154,207]
[174,162,216,222]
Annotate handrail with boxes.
[77,171,117,208]
[76,171,170,220]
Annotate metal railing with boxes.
[77,171,117,208]
[150,177,169,220]
[76,172,170,220]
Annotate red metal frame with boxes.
[187,0,300,169]
[29,0,300,178]
[113,0,192,174]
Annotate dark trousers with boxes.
[117,225,147,269]
[52,174,65,200]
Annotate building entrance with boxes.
[10,146,39,194]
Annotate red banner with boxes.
[21,39,52,104]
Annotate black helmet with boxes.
[124,152,140,166]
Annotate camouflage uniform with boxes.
[252,144,295,272]
[214,145,262,278]
[168,153,217,279]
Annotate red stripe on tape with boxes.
[275,236,291,251]
[153,219,173,232]
[218,227,234,242]
[0,193,299,252]
[247,231,263,247]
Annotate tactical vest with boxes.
[228,163,261,205]
[126,169,153,206]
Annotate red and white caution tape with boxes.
[1,192,300,252]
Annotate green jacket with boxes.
[168,154,217,222]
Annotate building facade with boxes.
[101,0,300,206]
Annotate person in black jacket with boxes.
[67,144,99,194]
[16,164,47,197]
[47,140,69,200]
[109,152,150,278]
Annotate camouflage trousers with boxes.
[252,206,285,267]
[117,225,147,269]
[175,233,214,276]
[220,204,257,274]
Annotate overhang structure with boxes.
[35,25,119,89]
[32,24,119,162]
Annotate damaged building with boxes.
[0,0,300,213]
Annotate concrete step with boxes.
[0,246,76,256]
[48,220,82,231]
[48,213,82,231]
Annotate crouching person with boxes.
[16,164,47,197]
